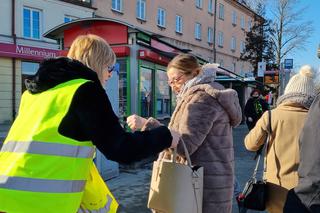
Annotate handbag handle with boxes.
[251,110,272,180]
[172,138,193,168]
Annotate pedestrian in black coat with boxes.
[244,89,269,130]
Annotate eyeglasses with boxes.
[107,65,115,73]
[167,74,184,85]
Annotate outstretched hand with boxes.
[126,114,147,131]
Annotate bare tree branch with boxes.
[270,0,314,67]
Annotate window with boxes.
[219,59,224,68]
[175,15,183,33]
[156,70,170,118]
[232,62,236,72]
[219,3,224,20]
[195,23,202,40]
[157,8,166,27]
[231,36,236,51]
[116,59,129,121]
[241,15,245,29]
[140,67,153,117]
[196,0,203,9]
[136,0,146,20]
[112,0,122,12]
[208,27,213,44]
[218,31,224,47]
[232,11,237,25]
[248,19,252,31]
[208,0,213,13]
[240,41,245,53]
[23,7,41,39]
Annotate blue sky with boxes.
[266,0,320,72]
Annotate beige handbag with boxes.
[147,139,203,213]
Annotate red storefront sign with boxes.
[138,49,170,65]
[0,43,61,61]
[59,46,130,57]
[64,21,128,48]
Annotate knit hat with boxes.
[284,65,315,96]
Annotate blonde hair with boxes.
[167,54,201,76]
[67,34,116,84]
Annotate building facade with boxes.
[215,0,255,75]
[91,0,259,118]
[0,0,260,124]
[0,0,94,124]
[93,0,256,74]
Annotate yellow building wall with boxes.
[0,58,21,124]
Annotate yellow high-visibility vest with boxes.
[0,79,118,213]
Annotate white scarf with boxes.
[176,63,219,103]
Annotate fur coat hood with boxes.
[176,64,242,127]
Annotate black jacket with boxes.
[244,97,269,123]
[25,57,172,164]
[295,94,320,209]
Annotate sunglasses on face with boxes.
[107,65,115,73]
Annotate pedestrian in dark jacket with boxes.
[284,94,320,213]
[244,89,269,130]
[0,34,180,213]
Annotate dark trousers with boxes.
[284,189,320,213]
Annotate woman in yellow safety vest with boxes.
[0,34,180,213]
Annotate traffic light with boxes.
[318,44,320,59]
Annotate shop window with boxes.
[156,70,170,118]
[21,61,39,92]
[136,0,146,21]
[171,91,177,112]
[175,15,183,33]
[140,67,153,117]
[117,59,128,120]
[23,7,41,39]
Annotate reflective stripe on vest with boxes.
[2,141,95,158]
[0,79,99,213]
[77,195,113,213]
[0,175,85,193]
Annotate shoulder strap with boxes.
[251,110,272,180]
[263,110,272,178]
